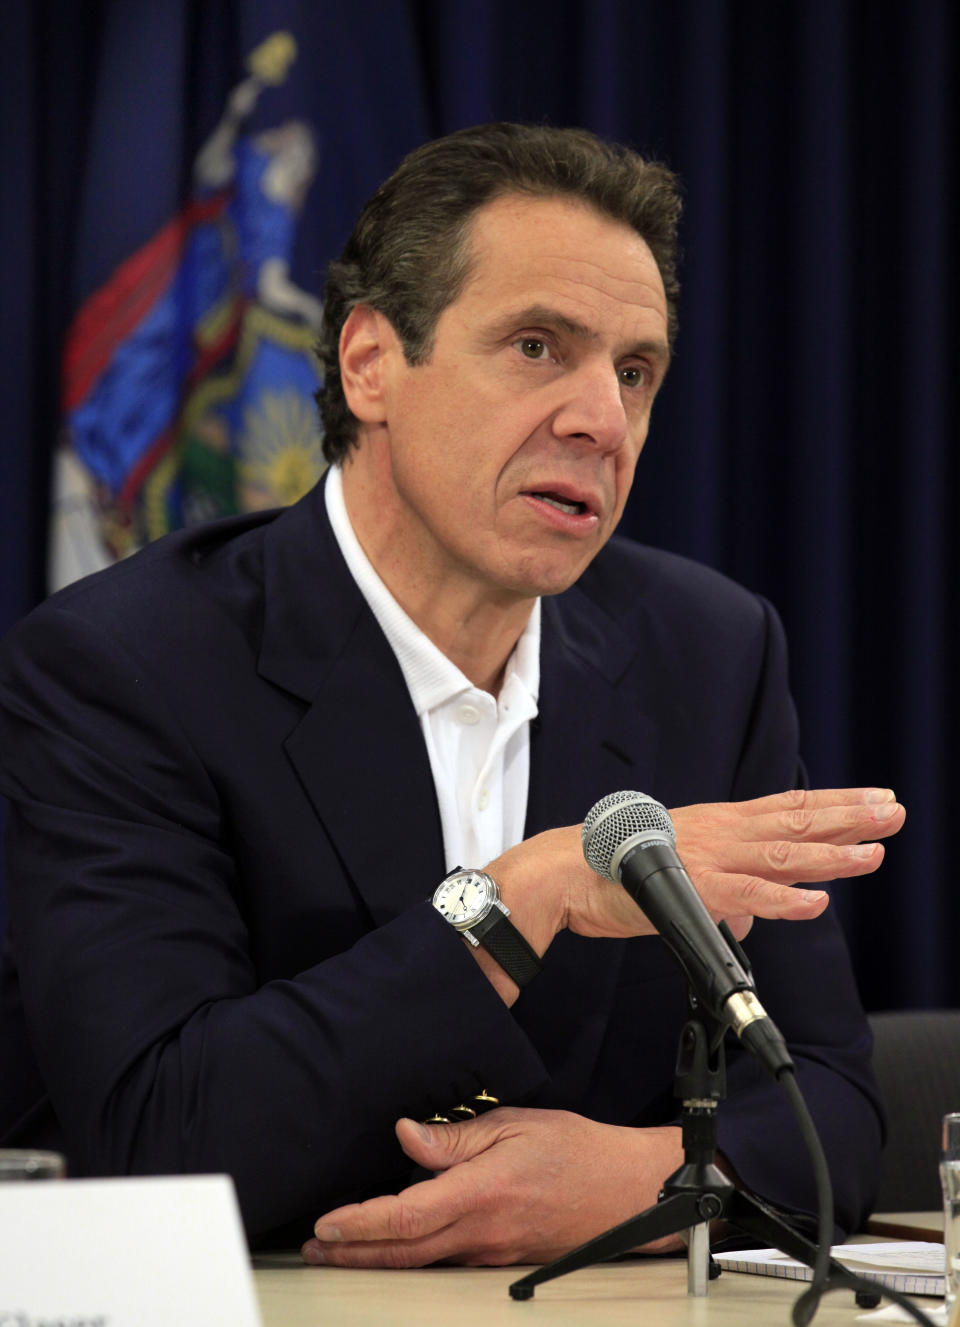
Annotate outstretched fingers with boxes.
[721,796,904,846]
[670,788,903,912]
[727,787,897,816]
[700,836,887,889]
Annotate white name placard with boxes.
[0,1173,262,1326]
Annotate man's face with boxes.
[361,192,670,601]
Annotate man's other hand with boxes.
[301,1109,683,1268]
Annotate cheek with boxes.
[613,447,642,503]
[395,378,495,465]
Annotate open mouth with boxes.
[528,491,590,517]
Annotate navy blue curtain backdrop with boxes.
[1,0,956,1011]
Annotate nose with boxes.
[550,362,629,453]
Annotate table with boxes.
[252,1223,940,1327]
[868,1210,944,1241]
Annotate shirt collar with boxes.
[324,464,540,716]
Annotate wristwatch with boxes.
[432,867,542,988]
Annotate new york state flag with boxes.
[52,32,326,590]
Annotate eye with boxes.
[618,364,648,389]
[516,337,551,361]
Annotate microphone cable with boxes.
[778,1065,937,1327]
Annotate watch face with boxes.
[433,870,496,931]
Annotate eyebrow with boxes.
[488,303,671,367]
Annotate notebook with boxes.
[713,1242,946,1298]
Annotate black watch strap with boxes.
[469,907,543,988]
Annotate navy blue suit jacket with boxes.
[0,479,882,1245]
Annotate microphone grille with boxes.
[582,791,676,879]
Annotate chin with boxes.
[495,558,592,600]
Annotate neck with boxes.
[339,449,535,695]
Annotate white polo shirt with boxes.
[324,464,540,870]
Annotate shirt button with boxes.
[456,703,481,725]
[477,788,490,811]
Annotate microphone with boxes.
[583,791,794,1078]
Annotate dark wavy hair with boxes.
[317,122,682,464]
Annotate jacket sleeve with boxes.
[0,603,549,1244]
[716,595,884,1237]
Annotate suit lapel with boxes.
[527,586,661,836]
[257,482,444,926]
[517,585,664,1107]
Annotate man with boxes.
[0,124,902,1265]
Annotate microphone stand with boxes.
[509,994,844,1302]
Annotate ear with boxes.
[338,305,392,426]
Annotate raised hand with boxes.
[477,787,904,1001]
[668,786,905,936]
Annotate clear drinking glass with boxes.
[0,1149,66,1181]
[940,1114,960,1311]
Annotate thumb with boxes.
[395,1115,494,1171]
